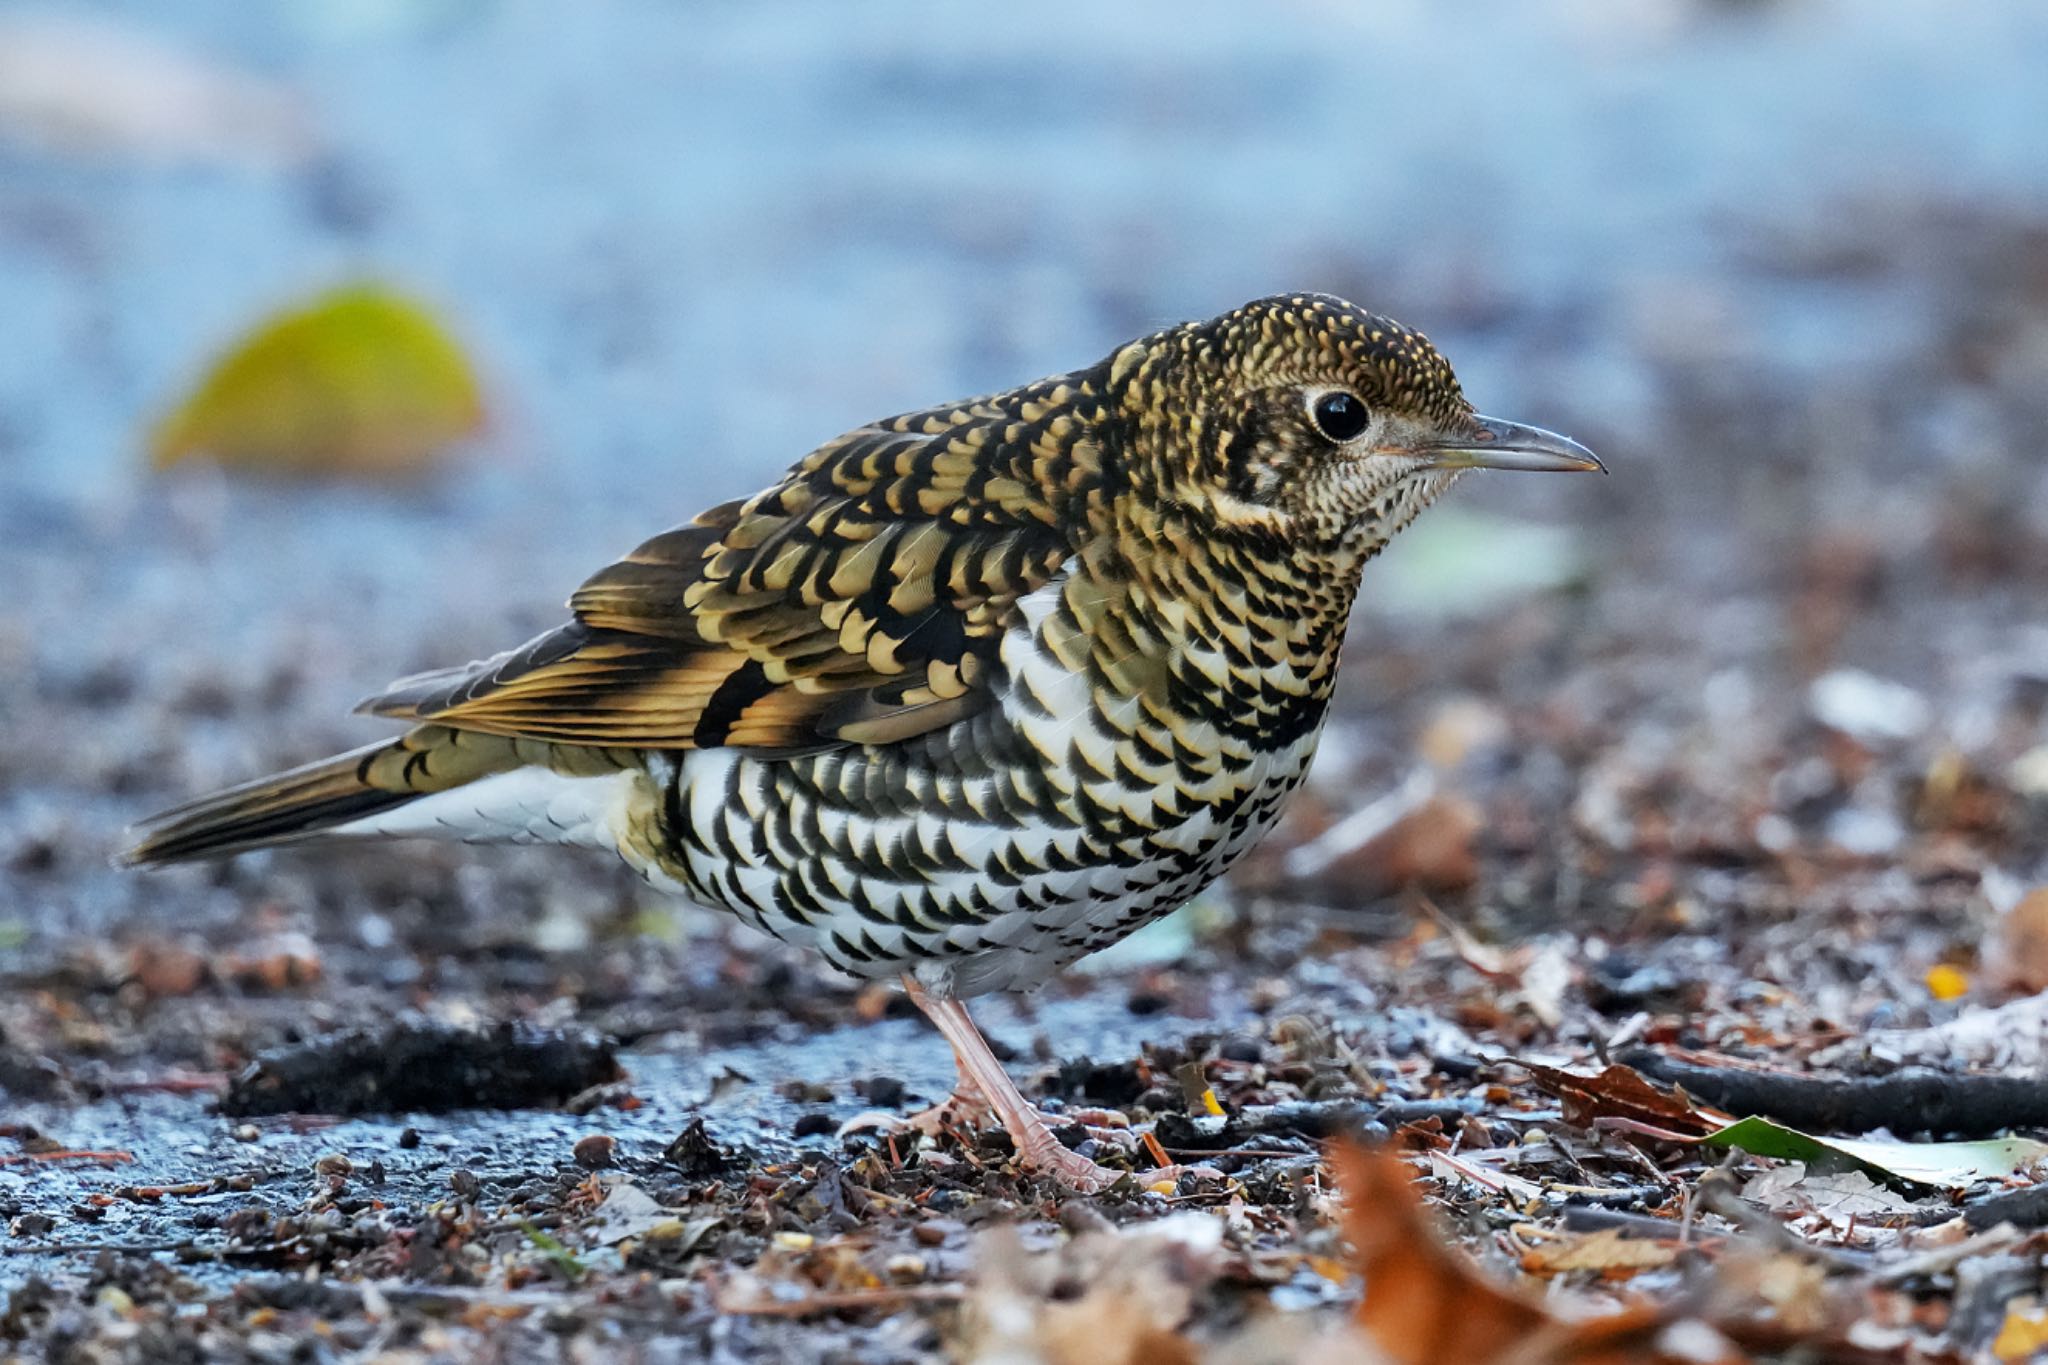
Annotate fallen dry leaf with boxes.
[1275,771,1480,898]
[1520,1227,1683,1279]
[1517,1062,1722,1137]
[963,1214,1219,1365]
[1985,888,2048,996]
[1338,1143,1552,1364]
[1335,1143,1749,1365]
[1994,1298,2048,1362]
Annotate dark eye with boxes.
[1309,391,1370,442]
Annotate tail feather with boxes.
[123,726,640,866]
[121,740,419,865]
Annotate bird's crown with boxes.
[1098,293,1486,544]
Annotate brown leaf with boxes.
[1265,775,1480,900]
[963,1218,1218,1365]
[1517,1062,1722,1137]
[1986,888,2048,996]
[1335,1143,1751,1365]
[1337,1143,1553,1365]
[1354,795,1482,895]
[1520,1227,1683,1279]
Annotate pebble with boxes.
[858,1075,906,1108]
[572,1134,616,1168]
[1809,669,1929,743]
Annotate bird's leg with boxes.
[901,975,1213,1194]
[837,1033,997,1140]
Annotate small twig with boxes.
[113,1180,218,1201]
[102,1071,229,1095]
[0,1149,133,1167]
[1592,1116,1714,1144]
[3,1240,192,1256]
[1870,1224,2028,1283]
[1561,1205,1715,1242]
[1428,1149,1545,1203]
[713,1283,967,1317]
[1161,1146,1307,1160]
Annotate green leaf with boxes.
[152,283,484,479]
[521,1221,587,1281]
[1703,1114,2048,1189]
[1373,509,1586,618]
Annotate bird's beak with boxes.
[1413,415,1605,474]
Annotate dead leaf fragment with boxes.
[963,1214,1219,1365]
[1338,1144,1552,1364]
[152,285,486,479]
[1994,1298,2048,1362]
[1986,888,2048,996]
[1336,1144,1746,1365]
[1518,1062,1722,1137]
[1520,1227,1683,1279]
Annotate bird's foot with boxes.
[838,1085,997,1142]
[1011,1121,1226,1194]
[841,1092,1131,1153]
[1005,1108,1223,1194]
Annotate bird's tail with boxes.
[120,725,558,866]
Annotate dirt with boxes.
[8,3,2048,1362]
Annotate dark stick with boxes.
[1962,1182,2048,1233]
[1150,1096,1482,1152]
[1619,1049,2048,1139]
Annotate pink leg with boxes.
[903,975,1215,1194]
[837,1037,996,1140]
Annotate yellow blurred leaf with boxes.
[151,284,485,478]
[1995,1298,2048,1362]
[1926,962,1970,1001]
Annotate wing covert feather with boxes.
[361,377,1109,753]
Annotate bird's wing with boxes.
[358,383,1104,753]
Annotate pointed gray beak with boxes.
[1415,415,1605,473]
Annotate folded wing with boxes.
[359,382,1105,754]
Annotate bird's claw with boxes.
[837,1089,997,1141]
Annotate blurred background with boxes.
[6,0,2048,1003]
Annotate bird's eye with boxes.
[1309,391,1370,442]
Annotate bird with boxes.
[124,292,1601,1191]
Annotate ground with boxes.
[6,4,2048,1362]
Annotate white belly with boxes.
[617,698,1324,996]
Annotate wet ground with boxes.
[8,1,2048,1360]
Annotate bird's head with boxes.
[1106,293,1601,551]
